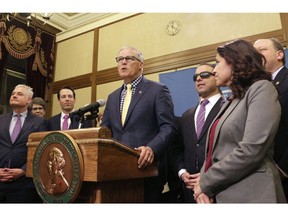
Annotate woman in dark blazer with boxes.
[193,39,286,203]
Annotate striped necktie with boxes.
[196,99,209,138]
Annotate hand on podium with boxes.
[134,146,154,169]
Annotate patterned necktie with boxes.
[62,114,69,130]
[122,83,132,126]
[11,114,22,143]
[196,99,209,138]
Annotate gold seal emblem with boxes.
[7,26,33,52]
[33,132,84,203]
[13,28,28,45]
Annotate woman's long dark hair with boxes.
[217,39,271,99]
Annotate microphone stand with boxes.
[77,114,86,129]
[73,108,99,129]
[85,109,99,128]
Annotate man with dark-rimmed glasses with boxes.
[171,63,224,203]
[101,46,177,203]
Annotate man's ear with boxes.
[276,50,284,61]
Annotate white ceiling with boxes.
[48,13,114,32]
[43,13,137,42]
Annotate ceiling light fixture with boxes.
[4,13,53,27]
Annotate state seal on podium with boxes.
[33,132,84,203]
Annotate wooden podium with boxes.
[26,127,158,203]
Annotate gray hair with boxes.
[15,84,34,99]
[119,46,144,62]
[269,38,286,65]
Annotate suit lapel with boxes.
[114,88,122,127]
[122,78,148,126]
[6,113,13,144]
[191,108,198,139]
[211,98,240,151]
[55,114,61,130]
[70,115,79,129]
[198,97,224,140]
[274,67,288,90]
[15,113,33,142]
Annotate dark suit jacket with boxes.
[47,113,92,131]
[164,116,184,203]
[0,112,47,189]
[101,77,177,202]
[273,66,288,199]
[172,96,223,202]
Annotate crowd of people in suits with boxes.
[0,38,288,203]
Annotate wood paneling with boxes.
[94,29,284,85]
[51,29,285,93]
[51,74,92,94]
[280,13,288,45]
[91,29,99,102]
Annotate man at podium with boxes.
[101,46,177,203]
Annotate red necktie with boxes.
[204,118,221,172]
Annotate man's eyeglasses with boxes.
[115,56,141,63]
[32,107,44,111]
[193,71,215,82]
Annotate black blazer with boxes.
[172,96,224,202]
[47,113,92,131]
[273,66,288,173]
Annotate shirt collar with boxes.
[200,93,222,106]
[13,110,28,117]
[61,112,70,119]
[124,75,143,89]
[272,66,284,80]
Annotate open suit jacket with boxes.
[47,113,92,131]
[172,96,224,202]
[0,112,47,193]
[273,66,288,200]
[101,76,177,202]
[200,80,286,203]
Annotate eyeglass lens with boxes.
[193,72,215,82]
[115,56,139,63]
[32,107,43,110]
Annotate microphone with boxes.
[69,99,105,116]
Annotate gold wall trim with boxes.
[52,73,92,94]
